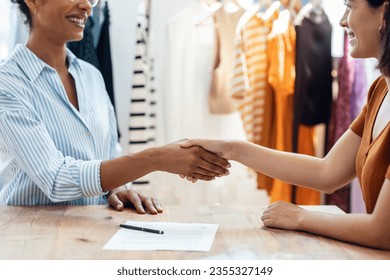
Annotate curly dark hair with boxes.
[11,0,32,28]
[366,0,390,76]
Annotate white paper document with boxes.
[103,221,219,252]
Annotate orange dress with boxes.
[267,10,320,204]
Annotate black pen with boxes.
[119,224,164,235]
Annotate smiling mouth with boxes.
[66,16,87,28]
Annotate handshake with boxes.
[170,138,235,183]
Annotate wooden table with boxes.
[0,205,389,260]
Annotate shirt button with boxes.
[86,131,92,136]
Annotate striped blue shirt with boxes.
[0,44,118,205]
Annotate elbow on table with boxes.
[374,232,390,251]
[367,221,390,250]
[320,183,342,195]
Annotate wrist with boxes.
[297,209,310,231]
[126,147,160,174]
[144,146,163,172]
[230,140,244,162]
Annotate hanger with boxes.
[195,1,223,25]
[310,0,322,14]
[288,0,297,18]
[195,0,243,25]
[234,0,274,35]
[294,0,322,25]
[262,0,281,21]
[310,0,322,8]
[236,0,254,9]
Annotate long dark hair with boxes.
[367,0,390,75]
[10,0,32,28]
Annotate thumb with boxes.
[180,139,198,148]
[109,194,124,211]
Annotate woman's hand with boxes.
[261,200,307,231]
[180,139,236,160]
[107,187,163,214]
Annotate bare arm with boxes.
[262,178,390,250]
[100,142,230,192]
[181,129,361,193]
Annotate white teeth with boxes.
[67,17,85,25]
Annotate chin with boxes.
[69,33,84,42]
[350,50,377,59]
[349,49,365,59]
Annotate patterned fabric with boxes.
[231,7,277,147]
[0,44,118,205]
[231,6,278,193]
[128,0,157,187]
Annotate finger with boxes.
[261,212,270,220]
[179,174,185,179]
[199,148,231,168]
[186,175,194,182]
[187,167,221,178]
[262,217,272,227]
[128,194,146,214]
[187,172,216,181]
[194,162,230,177]
[152,198,163,213]
[142,197,158,215]
[198,153,231,175]
[185,175,197,182]
[108,194,124,211]
[185,175,198,183]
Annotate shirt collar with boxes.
[66,48,81,70]
[10,44,81,82]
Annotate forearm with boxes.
[232,140,330,192]
[298,211,390,250]
[100,148,159,192]
[231,130,360,193]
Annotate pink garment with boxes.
[350,59,368,213]
[334,31,355,141]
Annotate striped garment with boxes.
[0,44,118,205]
[231,11,276,146]
[128,0,156,187]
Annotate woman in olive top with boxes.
[181,0,390,250]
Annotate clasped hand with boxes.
[164,140,231,182]
[177,139,233,182]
